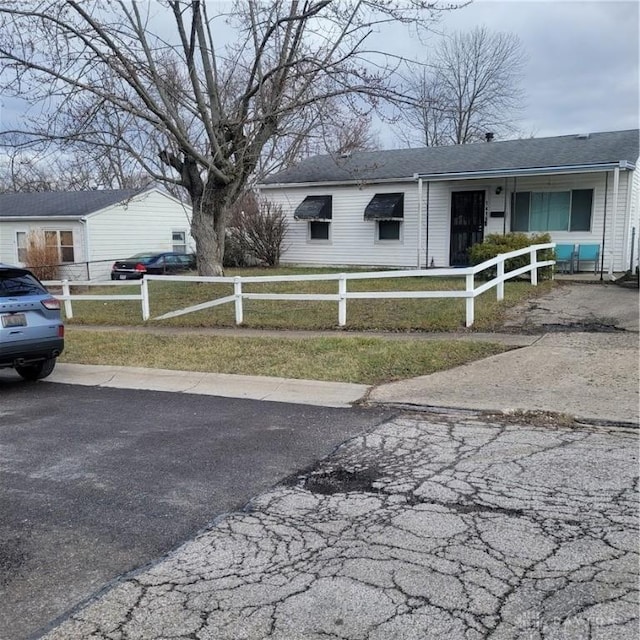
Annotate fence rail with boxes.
[44,243,555,328]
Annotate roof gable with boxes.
[262,129,640,186]
[0,188,150,219]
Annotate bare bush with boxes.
[226,196,288,268]
[23,231,60,280]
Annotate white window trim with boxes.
[16,231,28,264]
[307,220,332,243]
[374,219,403,243]
[172,229,188,253]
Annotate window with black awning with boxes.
[364,192,404,220]
[294,195,332,220]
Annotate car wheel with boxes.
[15,357,57,381]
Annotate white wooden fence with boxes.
[45,243,555,328]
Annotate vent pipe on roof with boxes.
[485,132,494,142]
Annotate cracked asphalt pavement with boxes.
[42,410,638,640]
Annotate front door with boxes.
[450,190,485,266]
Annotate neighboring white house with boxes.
[0,187,194,280]
[259,129,640,276]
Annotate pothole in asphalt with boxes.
[284,465,382,495]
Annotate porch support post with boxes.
[608,165,620,278]
[417,177,423,268]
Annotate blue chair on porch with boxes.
[554,244,575,273]
[576,244,600,274]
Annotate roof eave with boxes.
[414,161,633,181]
[259,160,636,189]
[258,176,417,189]
[0,215,84,221]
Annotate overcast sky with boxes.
[1,0,637,148]
[426,0,639,140]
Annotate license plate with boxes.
[2,313,26,328]
[119,275,127,280]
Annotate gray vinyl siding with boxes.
[85,190,193,280]
[0,220,86,279]
[264,169,635,272]
[271,183,425,268]
[0,189,194,280]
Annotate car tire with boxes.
[15,357,57,381]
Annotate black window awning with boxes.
[364,192,404,220]
[294,195,332,220]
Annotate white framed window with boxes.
[172,230,187,253]
[16,232,27,263]
[365,192,404,242]
[308,220,331,241]
[377,220,402,241]
[294,196,333,243]
[45,230,75,263]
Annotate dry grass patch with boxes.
[61,329,513,385]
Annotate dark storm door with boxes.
[450,190,485,266]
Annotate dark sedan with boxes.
[111,252,196,280]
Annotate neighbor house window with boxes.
[511,189,593,232]
[364,192,404,241]
[45,230,75,263]
[16,232,27,263]
[172,230,187,253]
[294,195,332,242]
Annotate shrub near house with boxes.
[469,232,554,280]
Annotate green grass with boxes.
[60,329,513,385]
[62,266,555,332]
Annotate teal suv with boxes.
[0,264,64,380]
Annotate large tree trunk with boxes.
[191,182,234,276]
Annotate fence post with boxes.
[62,280,73,319]
[497,259,505,301]
[338,274,347,326]
[530,247,538,286]
[234,277,243,325]
[465,273,475,327]
[141,278,150,321]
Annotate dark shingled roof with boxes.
[262,129,640,186]
[0,189,145,218]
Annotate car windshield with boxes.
[0,272,47,296]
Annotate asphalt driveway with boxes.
[0,379,389,640]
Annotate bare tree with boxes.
[0,141,152,192]
[0,1,458,275]
[395,26,525,146]
[394,67,452,147]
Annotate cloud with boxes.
[438,0,639,137]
